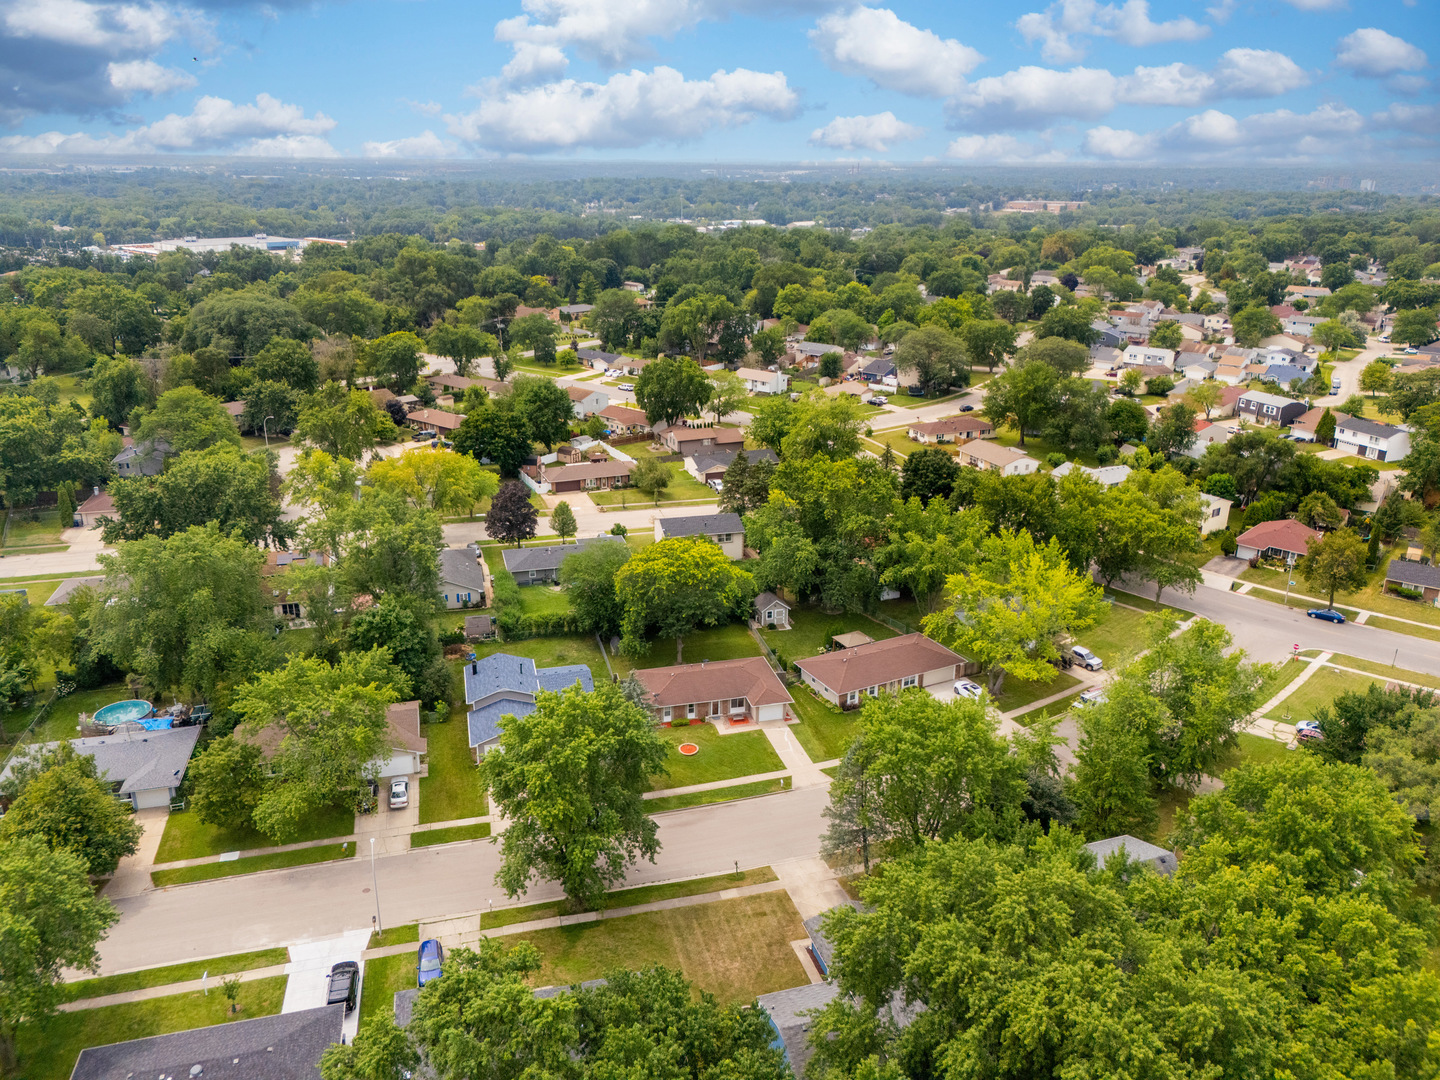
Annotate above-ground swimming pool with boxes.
[92,699,168,730]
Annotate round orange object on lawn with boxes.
[678,742,699,756]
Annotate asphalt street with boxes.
[98,786,832,974]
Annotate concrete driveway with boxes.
[282,928,371,1042]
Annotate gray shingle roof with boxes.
[70,1003,344,1080]
[501,536,623,575]
[658,513,743,539]
[755,591,788,613]
[439,548,487,592]
[0,726,202,796]
[688,447,778,475]
[756,982,841,1078]
[802,900,865,976]
[1337,416,1406,440]
[1384,559,1440,590]
[1084,834,1177,876]
[463,653,593,747]
[44,575,104,606]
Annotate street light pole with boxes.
[1284,554,1296,608]
[369,837,382,935]
[262,415,275,449]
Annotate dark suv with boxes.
[327,961,359,1013]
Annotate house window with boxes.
[867,686,878,697]
[281,602,301,618]
[765,609,774,622]
[846,690,859,705]
[718,533,732,543]
[902,675,917,688]
[731,697,745,712]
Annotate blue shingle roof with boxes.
[462,654,594,748]
[468,698,536,748]
[463,654,538,705]
[536,665,593,693]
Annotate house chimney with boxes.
[93,485,100,496]
[471,662,477,675]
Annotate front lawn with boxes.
[151,842,354,887]
[648,777,786,812]
[993,668,1082,713]
[589,472,717,506]
[1241,546,1440,628]
[1253,657,1307,706]
[612,622,762,673]
[1319,653,1440,691]
[1213,732,1293,773]
[18,976,287,1080]
[61,948,288,1002]
[411,822,491,847]
[154,803,355,863]
[761,607,897,662]
[649,724,784,791]
[481,866,779,927]
[1,508,66,549]
[1084,604,1163,667]
[1264,666,1372,724]
[419,710,488,824]
[465,634,610,685]
[358,951,416,1028]
[513,891,808,1004]
[787,686,860,763]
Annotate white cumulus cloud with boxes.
[950,66,1120,128]
[106,58,195,95]
[809,111,923,151]
[1212,48,1311,96]
[809,7,982,97]
[1335,28,1427,76]
[1016,0,1207,63]
[945,132,1067,162]
[446,66,798,152]
[1083,103,1368,161]
[500,41,570,85]
[0,93,337,156]
[361,131,462,158]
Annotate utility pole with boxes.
[369,837,382,935]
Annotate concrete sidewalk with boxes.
[762,722,832,788]
[643,770,790,799]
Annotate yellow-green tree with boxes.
[614,536,754,660]
[366,446,498,517]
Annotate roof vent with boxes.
[191,1066,203,1077]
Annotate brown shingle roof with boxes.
[633,657,792,709]
[542,459,633,482]
[1235,519,1320,555]
[795,633,965,695]
[909,417,994,438]
[406,408,465,431]
[241,700,425,758]
[599,404,648,426]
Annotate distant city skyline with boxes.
[0,0,1433,163]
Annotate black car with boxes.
[328,961,359,1013]
[959,404,975,412]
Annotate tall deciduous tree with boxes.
[131,385,242,454]
[509,375,574,450]
[630,456,671,505]
[0,753,142,876]
[454,404,533,478]
[981,358,1060,447]
[0,838,118,1074]
[485,481,538,547]
[550,500,576,542]
[560,540,630,639]
[485,682,666,910]
[1298,527,1369,609]
[362,331,426,390]
[893,324,968,395]
[296,382,398,460]
[958,318,1018,372]
[1071,677,1160,840]
[923,529,1105,694]
[366,447,498,517]
[614,536,754,659]
[634,355,712,426]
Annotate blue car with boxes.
[1306,608,1346,624]
[418,939,444,987]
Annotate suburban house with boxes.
[632,657,793,725]
[598,403,651,434]
[1090,346,1124,369]
[1235,519,1321,562]
[540,458,633,492]
[1199,493,1232,536]
[405,408,465,435]
[0,726,202,811]
[1091,322,1126,349]
[1333,417,1411,462]
[428,373,504,397]
[789,341,838,366]
[1177,358,1217,381]
[373,700,428,780]
[1291,408,1350,444]
[1384,559,1440,603]
[735,367,790,395]
[1213,361,1248,385]
[857,356,898,384]
[69,1004,344,1080]
[463,653,594,758]
[958,440,1039,476]
[754,591,791,629]
[1261,364,1312,389]
[1122,344,1176,369]
[74,486,115,528]
[112,437,171,477]
[262,549,331,622]
[795,633,969,708]
[501,535,623,585]
[1210,385,1245,418]
[1085,835,1177,876]
[464,613,498,641]
[559,303,593,319]
[1237,391,1306,428]
[44,575,103,606]
[906,416,995,444]
[757,982,841,1079]
[577,347,626,372]
[566,384,610,417]
[1184,420,1233,458]
[658,424,746,456]
[1051,462,1131,486]
[655,512,744,558]
[439,545,487,609]
[685,446,778,487]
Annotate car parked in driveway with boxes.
[327,961,359,1013]
[1306,608,1346,624]
[871,395,889,405]
[953,679,984,700]
[1295,719,1324,741]
[1077,688,1107,707]
[1071,645,1103,671]
[389,778,409,810]
[418,939,444,987]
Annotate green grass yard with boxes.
[1316,653,1440,691]
[589,470,716,507]
[18,976,287,1080]
[371,923,420,948]
[151,842,355,887]
[358,951,416,1028]
[155,803,355,863]
[1265,666,1377,724]
[512,891,808,1004]
[1,508,66,549]
[481,867,779,928]
[1014,690,1087,725]
[1084,603,1164,667]
[463,634,609,685]
[61,948,288,1002]
[787,686,859,763]
[1253,658,1308,706]
[410,822,491,847]
[611,621,762,674]
[993,668,1082,713]
[1241,547,1440,628]
[419,710,488,824]
[649,724,784,790]
[761,606,898,663]
[6,682,133,744]
[648,777,787,812]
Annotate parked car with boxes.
[959,404,975,412]
[429,438,453,449]
[417,939,444,987]
[1071,645,1103,671]
[1306,608,1346,624]
[952,679,984,700]
[414,430,437,441]
[327,961,359,1013]
[1405,347,1419,355]
[1330,378,1341,394]
[618,382,635,392]
[1295,719,1324,741]
[1077,688,1107,707]
[1379,333,1390,343]
[389,777,409,810]
[871,395,889,405]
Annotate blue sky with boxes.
[0,0,1433,161]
